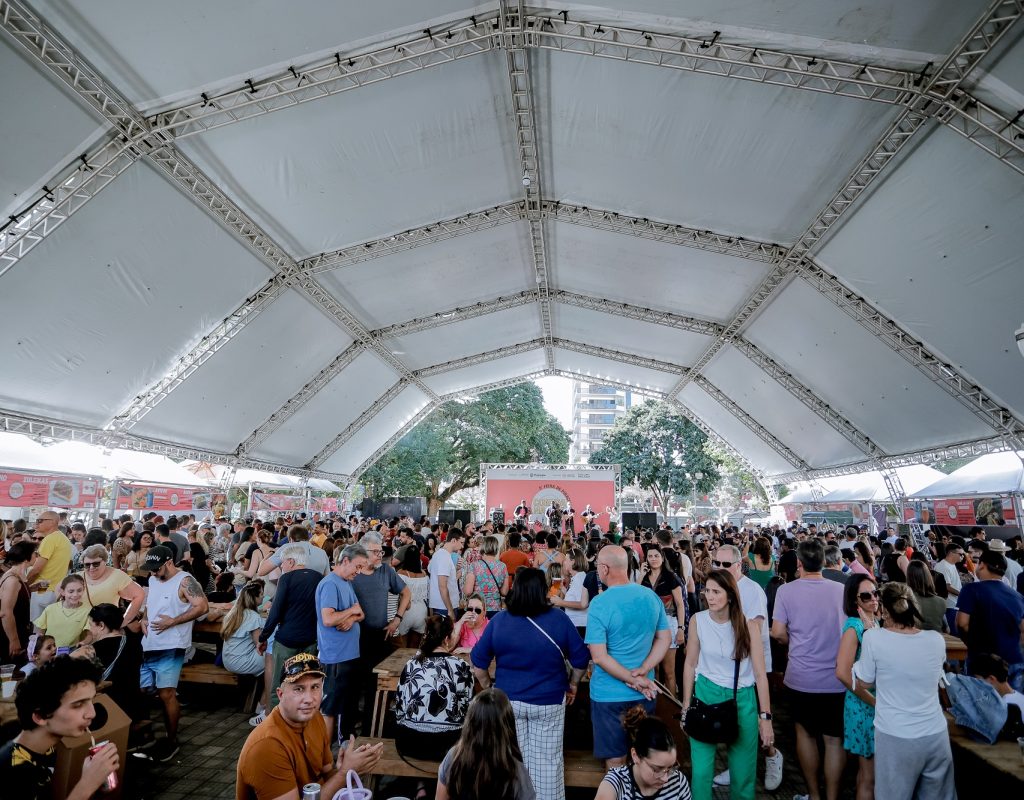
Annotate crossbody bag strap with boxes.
[732,657,740,700]
[101,635,127,682]
[525,615,567,661]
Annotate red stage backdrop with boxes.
[483,465,618,530]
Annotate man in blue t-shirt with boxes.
[585,545,669,767]
[957,550,1024,692]
[315,543,369,741]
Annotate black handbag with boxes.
[683,658,740,744]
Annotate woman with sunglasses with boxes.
[451,593,488,653]
[640,547,686,698]
[126,530,154,583]
[835,575,879,800]
[682,569,772,800]
[595,705,692,799]
[78,544,145,627]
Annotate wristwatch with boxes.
[758,711,773,720]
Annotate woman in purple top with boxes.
[470,568,590,800]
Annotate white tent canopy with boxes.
[816,465,947,503]
[180,463,341,494]
[912,451,1024,498]
[2,1,1023,492]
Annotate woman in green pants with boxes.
[681,569,773,800]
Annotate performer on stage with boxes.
[581,504,596,531]
[564,502,576,536]
[545,501,564,534]
[514,499,530,523]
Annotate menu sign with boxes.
[0,471,99,508]
[934,497,1015,524]
[252,492,304,512]
[116,484,205,512]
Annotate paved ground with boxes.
[132,683,865,800]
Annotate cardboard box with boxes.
[51,693,130,800]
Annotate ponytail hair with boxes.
[622,704,676,760]
[417,614,454,661]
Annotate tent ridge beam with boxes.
[350,401,439,478]
[306,379,408,470]
[543,201,783,263]
[552,338,686,376]
[500,0,554,370]
[666,0,1017,402]
[548,368,666,399]
[371,290,538,340]
[771,435,1014,484]
[665,398,768,480]
[414,339,546,378]
[554,290,725,337]
[237,341,366,456]
[0,407,350,483]
[147,14,499,139]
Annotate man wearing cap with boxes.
[236,653,383,800]
[139,545,209,762]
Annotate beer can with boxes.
[88,740,118,792]
[301,784,321,800]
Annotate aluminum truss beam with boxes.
[666,0,1019,403]
[691,376,810,471]
[371,291,538,340]
[554,291,725,337]
[529,13,916,104]
[349,401,439,479]
[147,15,497,139]
[548,369,666,398]
[936,90,1024,177]
[543,202,784,263]
[879,466,908,513]
[414,339,546,378]
[237,342,365,456]
[298,202,526,274]
[307,379,408,469]
[664,398,773,482]
[0,408,350,482]
[796,262,1024,449]
[552,339,686,376]
[440,370,550,401]
[772,435,1013,485]
[500,0,554,370]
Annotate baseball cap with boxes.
[140,545,175,571]
[281,652,326,683]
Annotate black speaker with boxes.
[622,512,657,531]
[438,509,471,526]
[378,497,426,520]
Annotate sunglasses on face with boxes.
[859,590,880,601]
[711,560,735,568]
[83,561,104,569]
[467,606,484,613]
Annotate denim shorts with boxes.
[141,648,186,690]
[591,697,656,759]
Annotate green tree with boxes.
[589,400,721,513]
[360,383,569,514]
[705,442,769,507]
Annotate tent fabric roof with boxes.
[912,452,1024,498]
[2,1,1023,488]
[816,465,947,503]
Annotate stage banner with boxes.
[483,466,618,531]
[0,471,100,508]
[252,492,304,512]
[116,484,203,512]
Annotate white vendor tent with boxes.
[181,462,341,494]
[817,465,947,503]
[912,451,1024,498]
[2,1,1023,496]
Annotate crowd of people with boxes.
[1,508,1023,799]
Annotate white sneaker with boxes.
[248,711,266,727]
[713,769,730,786]
[793,795,810,800]
[765,749,784,791]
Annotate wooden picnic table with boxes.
[369,648,474,736]
[943,633,968,662]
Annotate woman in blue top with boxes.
[835,574,878,800]
[470,567,590,800]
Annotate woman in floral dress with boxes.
[462,535,509,617]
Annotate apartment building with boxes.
[569,380,632,463]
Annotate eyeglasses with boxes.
[31,536,46,542]
[467,606,484,613]
[83,561,104,570]
[711,560,735,568]
[858,590,880,601]
[365,548,382,555]
[640,757,677,777]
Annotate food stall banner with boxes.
[311,497,340,514]
[252,492,304,511]
[116,484,208,512]
[933,497,1015,524]
[0,471,99,508]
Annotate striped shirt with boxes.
[601,765,692,800]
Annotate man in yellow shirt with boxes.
[25,511,73,620]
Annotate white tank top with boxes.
[142,570,193,651]
[695,611,755,689]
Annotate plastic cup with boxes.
[0,664,14,679]
[1018,736,1024,764]
[1,681,15,699]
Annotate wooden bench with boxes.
[358,737,606,788]
[946,715,1024,785]
[179,662,261,711]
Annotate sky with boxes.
[536,375,573,430]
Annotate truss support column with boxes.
[879,465,907,520]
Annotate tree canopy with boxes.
[589,400,721,513]
[360,383,569,513]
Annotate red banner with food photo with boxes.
[251,492,304,511]
[0,470,100,508]
[115,483,198,512]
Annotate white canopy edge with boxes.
[911,451,1024,498]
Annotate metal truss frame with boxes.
[414,339,546,378]
[500,0,554,370]
[147,15,497,139]
[554,291,725,337]
[548,369,666,398]
[298,202,526,274]
[552,339,685,376]
[542,202,783,263]
[371,290,538,340]
[772,435,1013,485]
[349,401,439,479]
[306,379,408,469]
[237,342,365,456]
[796,262,1024,449]
[0,408,350,482]
[937,91,1024,177]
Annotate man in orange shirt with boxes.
[500,531,531,580]
[236,653,382,799]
